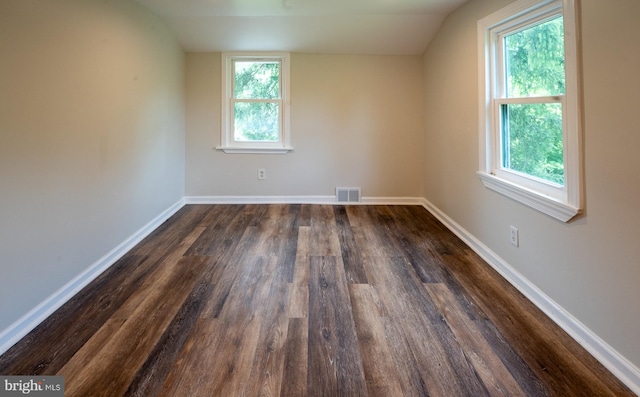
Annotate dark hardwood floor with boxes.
[0,204,633,396]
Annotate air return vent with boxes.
[336,187,361,203]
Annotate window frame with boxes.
[218,52,292,154]
[477,0,582,222]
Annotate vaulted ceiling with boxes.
[136,0,469,55]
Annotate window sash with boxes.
[231,98,283,144]
[492,94,567,200]
[494,10,564,100]
[231,59,282,101]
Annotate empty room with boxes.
[1,0,639,395]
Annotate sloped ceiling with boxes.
[136,0,469,55]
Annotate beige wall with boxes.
[0,0,185,331]
[186,53,424,198]
[423,0,640,370]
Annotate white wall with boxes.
[0,0,185,332]
[186,53,424,199]
[423,0,640,375]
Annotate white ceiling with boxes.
[135,0,469,55]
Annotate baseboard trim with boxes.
[185,195,336,204]
[419,198,640,395]
[0,198,186,356]
[184,195,424,205]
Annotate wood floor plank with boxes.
[348,205,398,258]
[128,204,210,257]
[425,283,529,397]
[250,204,299,282]
[364,255,488,396]
[308,256,368,397]
[379,206,450,284]
[161,256,277,396]
[196,204,252,228]
[334,205,368,284]
[198,223,265,319]
[401,206,465,250]
[308,205,341,256]
[184,204,252,257]
[246,205,285,256]
[297,204,312,227]
[279,205,301,283]
[289,226,310,319]
[348,283,404,397]
[378,315,430,397]
[123,258,218,397]
[243,255,291,397]
[210,255,280,397]
[158,318,219,397]
[280,317,308,397]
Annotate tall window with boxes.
[219,53,292,154]
[478,0,582,222]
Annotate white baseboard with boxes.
[184,195,424,205]
[361,196,425,205]
[185,195,336,204]
[0,198,186,356]
[419,198,640,395]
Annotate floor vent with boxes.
[336,187,361,203]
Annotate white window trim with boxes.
[477,0,582,222]
[217,52,293,154]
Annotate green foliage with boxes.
[502,16,565,185]
[503,103,564,184]
[234,102,279,142]
[234,61,280,99]
[233,61,281,142]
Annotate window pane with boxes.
[505,16,565,97]
[234,61,280,99]
[501,103,564,185]
[234,101,279,142]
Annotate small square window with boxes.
[218,53,292,154]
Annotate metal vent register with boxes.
[336,187,361,203]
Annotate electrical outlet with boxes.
[257,168,266,180]
[510,226,519,247]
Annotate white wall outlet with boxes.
[257,168,266,180]
[510,226,519,247]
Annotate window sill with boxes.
[477,172,580,222]
[216,146,294,154]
